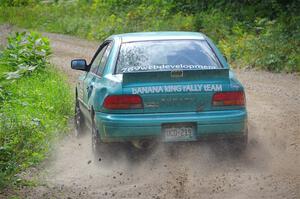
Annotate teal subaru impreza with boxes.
[71,32,248,157]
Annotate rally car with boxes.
[71,32,248,156]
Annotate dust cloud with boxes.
[1,26,299,198]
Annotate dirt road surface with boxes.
[1,26,299,199]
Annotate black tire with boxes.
[91,118,122,165]
[228,128,248,154]
[74,99,84,138]
[233,134,248,150]
[91,119,102,159]
[163,143,180,159]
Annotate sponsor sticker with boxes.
[132,84,222,94]
[121,64,219,73]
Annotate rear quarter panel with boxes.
[89,36,123,112]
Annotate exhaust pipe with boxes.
[132,139,154,149]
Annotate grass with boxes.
[0,32,73,189]
[0,1,298,72]
[0,0,299,189]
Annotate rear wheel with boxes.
[74,99,84,137]
[91,119,102,161]
[91,118,123,164]
[228,128,248,153]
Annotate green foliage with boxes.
[0,0,38,6]
[1,32,51,80]
[0,0,297,190]
[218,15,300,72]
[0,32,72,189]
[1,1,297,72]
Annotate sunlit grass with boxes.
[0,2,298,72]
[0,32,73,189]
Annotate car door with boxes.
[81,41,110,120]
[82,41,114,122]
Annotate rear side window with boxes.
[116,40,222,73]
[96,42,113,76]
[90,44,108,74]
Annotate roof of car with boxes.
[108,31,206,42]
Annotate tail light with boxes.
[103,95,143,110]
[212,91,245,106]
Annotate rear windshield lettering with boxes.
[117,40,223,74]
[121,64,219,73]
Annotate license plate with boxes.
[163,123,196,142]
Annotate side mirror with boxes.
[71,59,88,71]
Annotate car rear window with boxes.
[116,40,222,73]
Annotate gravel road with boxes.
[1,26,299,199]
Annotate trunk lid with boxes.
[122,69,231,113]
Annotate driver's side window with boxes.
[90,43,109,74]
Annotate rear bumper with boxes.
[95,109,247,142]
